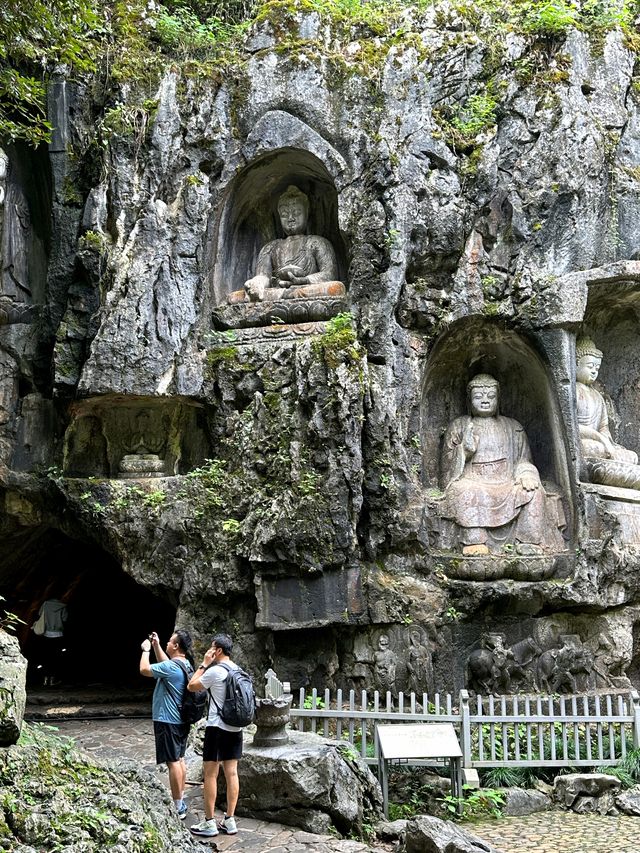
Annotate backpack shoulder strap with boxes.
[209,662,232,713]
[173,658,190,688]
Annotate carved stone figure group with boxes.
[467,632,607,695]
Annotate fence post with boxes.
[460,689,472,767]
[631,690,640,750]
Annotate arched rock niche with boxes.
[210,147,347,307]
[422,320,574,556]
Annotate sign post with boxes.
[376,723,464,818]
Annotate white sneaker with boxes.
[190,818,219,837]
[218,814,237,835]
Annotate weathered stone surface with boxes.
[3,2,640,715]
[0,629,26,746]
[401,815,504,853]
[553,773,622,812]
[0,726,202,851]
[615,785,640,816]
[231,730,383,835]
[501,787,551,817]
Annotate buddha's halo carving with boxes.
[422,321,572,567]
[210,146,348,331]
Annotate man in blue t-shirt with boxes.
[140,629,194,820]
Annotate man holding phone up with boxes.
[140,629,194,820]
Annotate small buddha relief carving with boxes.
[118,410,166,479]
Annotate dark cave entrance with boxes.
[2,532,176,691]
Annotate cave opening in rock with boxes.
[2,531,176,692]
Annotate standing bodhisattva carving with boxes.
[440,374,565,556]
[576,337,640,490]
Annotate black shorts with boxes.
[154,721,190,764]
[202,725,243,762]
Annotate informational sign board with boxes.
[376,723,463,818]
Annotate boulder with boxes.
[616,785,640,816]
[0,629,27,746]
[375,818,408,839]
[553,773,621,812]
[233,730,383,835]
[0,727,202,852]
[401,815,505,853]
[501,787,551,816]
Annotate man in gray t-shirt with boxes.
[187,633,241,838]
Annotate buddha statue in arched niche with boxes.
[242,185,340,302]
[439,374,566,555]
[218,185,347,329]
[576,337,640,490]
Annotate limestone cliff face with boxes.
[2,3,640,694]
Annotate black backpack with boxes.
[175,660,208,725]
[211,662,256,727]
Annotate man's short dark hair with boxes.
[174,629,192,654]
[213,633,233,655]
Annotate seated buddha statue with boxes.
[118,411,166,479]
[439,374,566,556]
[227,185,345,305]
[576,337,640,489]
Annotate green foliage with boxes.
[481,764,539,788]
[598,747,640,788]
[595,763,636,788]
[153,4,244,55]
[302,693,326,709]
[440,785,505,821]
[142,489,166,509]
[312,312,360,370]
[0,595,25,633]
[520,1,580,36]
[621,747,640,781]
[452,93,498,139]
[445,605,463,621]
[337,742,359,762]
[0,0,102,145]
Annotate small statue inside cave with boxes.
[440,374,565,556]
[576,337,640,489]
[118,410,166,479]
[240,185,341,302]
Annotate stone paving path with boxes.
[52,718,640,852]
[474,811,640,853]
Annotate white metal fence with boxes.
[288,686,640,769]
